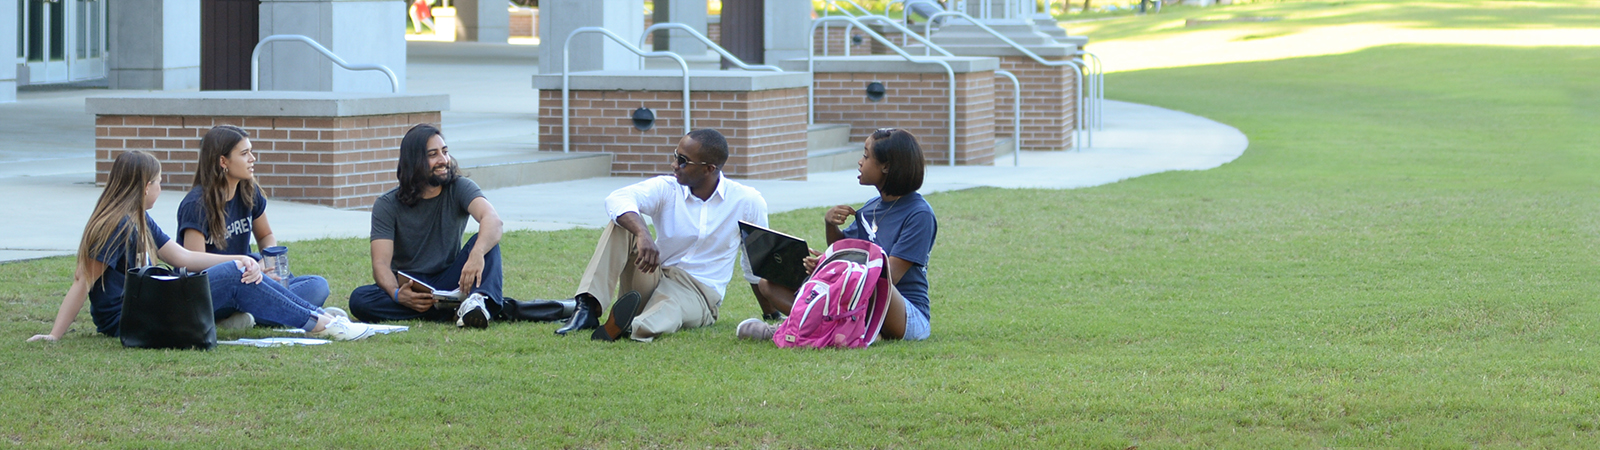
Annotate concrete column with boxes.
[454,0,509,43]
[660,0,707,56]
[107,0,201,90]
[0,0,15,102]
[762,0,810,65]
[539,0,643,74]
[258,0,406,93]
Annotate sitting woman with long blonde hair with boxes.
[27,151,374,342]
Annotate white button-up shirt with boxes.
[605,174,769,297]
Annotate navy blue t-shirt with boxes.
[88,213,172,336]
[841,193,937,320]
[176,186,266,255]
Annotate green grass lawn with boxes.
[7,2,1600,448]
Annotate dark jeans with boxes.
[348,234,504,323]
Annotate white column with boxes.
[0,0,16,102]
[538,0,643,74]
[107,0,200,90]
[455,0,510,43]
[664,0,708,56]
[763,0,810,64]
[258,0,407,93]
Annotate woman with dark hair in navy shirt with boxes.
[176,125,334,328]
[741,128,938,341]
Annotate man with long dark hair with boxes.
[549,128,777,342]
[348,124,507,328]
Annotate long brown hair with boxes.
[192,125,255,251]
[78,151,162,272]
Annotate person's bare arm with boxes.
[458,197,503,291]
[181,229,208,253]
[371,239,433,312]
[886,256,914,285]
[615,211,659,273]
[157,241,261,284]
[823,205,856,245]
[27,261,105,342]
[253,214,277,249]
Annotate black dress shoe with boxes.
[554,294,601,336]
[593,291,644,341]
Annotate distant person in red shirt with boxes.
[410,0,435,34]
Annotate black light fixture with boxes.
[850,34,865,46]
[865,82,886,102]
[631,107,656,131]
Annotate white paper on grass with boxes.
[218,337,332,347]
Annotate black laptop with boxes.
[739,221,810,289]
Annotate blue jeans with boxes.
[903,296,930,341]
[348,234,504,323]
[215,274,329,327]
[206,261,324,331]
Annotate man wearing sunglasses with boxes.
[550,129,776,342]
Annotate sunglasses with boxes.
[871,128,898,139]
[673,152,712,168]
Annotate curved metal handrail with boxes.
[562,27,690,153]
[850,14,955,58]
[251,35,400,93]
[639,23,782,72]
[887,0,946,47]
[923,10,1091,148]
[820,0,870,56]
[1076,50,1103,130]
[994,69,1021,166]
[810,16,958,166]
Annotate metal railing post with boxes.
[995,69,1021,166]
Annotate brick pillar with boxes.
[995,55,1077,151]
[791,56,999,166]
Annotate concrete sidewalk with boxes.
[0,41,1247,263]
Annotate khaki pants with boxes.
[575,222,722,342]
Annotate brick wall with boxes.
[94,113,439,209]
[813,25,871,56]
[995,55,1078,151]
[811,71,995,165]
[510,9,536,38]
[538,87,808,180]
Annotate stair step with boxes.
[807,123,852,152]
[807,144,862,173]
[456,152,613,190]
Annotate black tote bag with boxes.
[119,266,217,350]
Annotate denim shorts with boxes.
[902,296,930,341]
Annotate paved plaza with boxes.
[0,42,1246,263]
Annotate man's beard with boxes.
[427,166,453,186]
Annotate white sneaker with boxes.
[456,293,490,329]
[310,316,377,341]
[322,307,350,320]
[217,312,255,330]
[736,318,777,341]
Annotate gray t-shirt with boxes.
[370,178,484,275]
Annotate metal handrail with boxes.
[1076,50,1103,130]
[847,14,955,58]
[888,0,946,47]
[639,23,782,72]
[923,10,1091,148]
[561,27,690,153]
[995,69,1021,166]
[809,16,959,166]
[819,0,869,56]
[251,35,399,93]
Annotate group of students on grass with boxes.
[28,124,938,345]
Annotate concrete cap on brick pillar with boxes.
[86,91,450,117]
[778,56,1000,74]
[533,70,811,92]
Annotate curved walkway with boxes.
[0,99,1246,262]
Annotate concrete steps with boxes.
[807,123,857,173]
[456,151,613,190]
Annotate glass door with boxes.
[68,0,104,81]
[20,0,105,85]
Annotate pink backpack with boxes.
[772,239,892,349]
